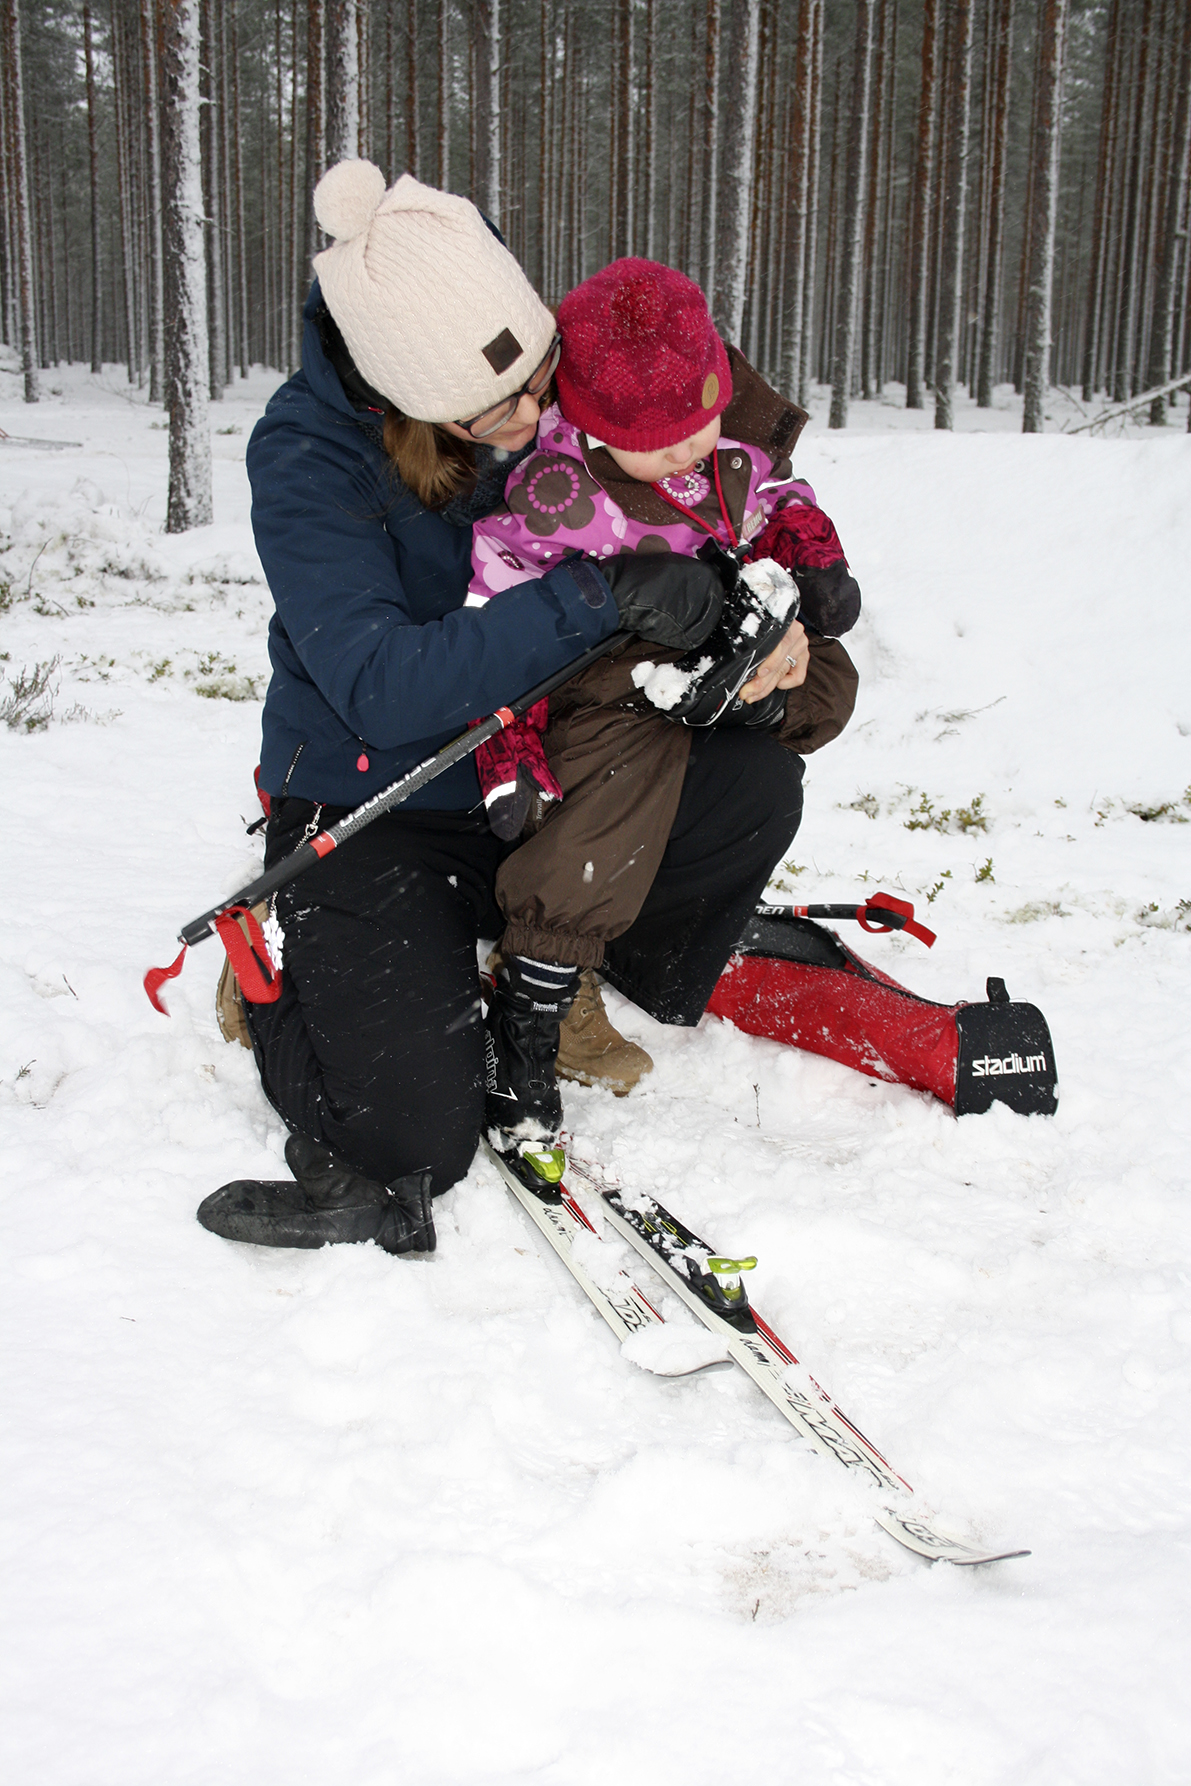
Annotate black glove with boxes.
[596,551,727,650]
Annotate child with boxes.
[472,259,861,1157]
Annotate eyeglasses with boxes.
[457,335,562,439]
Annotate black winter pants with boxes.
[246,730,804,1193]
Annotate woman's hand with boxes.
[740,617,808,703]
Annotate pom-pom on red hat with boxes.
[555,258,732,452]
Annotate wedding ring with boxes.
[785,654,798,669]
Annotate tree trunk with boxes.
[977,0,1014,406]
[828,0,874,428]
[326,0,359,166]
[609,0,632,260]
[1145,2,1191,419]
[1,0,37,398]
[437,0,450,190]
[83,2,103,374]
[799,0,822,405]
[111,0,138,383]
[713,0,760,344]
[201,0,225,400]
[357,0,370,157]
[161,0,213,531]
[306,0,326,265]
[1113,0,1154,400]
[642,0,657,260]
[1080,0,1121,400]
[860,0,891,400]
[405,0,419,180]
[906,0,939,408]
[700,0,720,295]
[140,0,165,400]
[1022,0,1068,432]
[780,0,813,398]
[933,0,973,429]
[473,0,500,221]
[235,0,253,372]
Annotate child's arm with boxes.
[467,449,562,607]
[750,497,861,640]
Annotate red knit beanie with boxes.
[555,259,732,452]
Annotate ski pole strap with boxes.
[794,893,936,948]
[144,944,188,1015]
[855,894,936,946]
[213,905,282,1003]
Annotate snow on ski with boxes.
[563,1153,1030,1568]
[482,1138,723,1377]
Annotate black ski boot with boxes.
[197,1133,436,1255]
[484,955,581,1155]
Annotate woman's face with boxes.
[604,416,723,484]
[441,390,544,453]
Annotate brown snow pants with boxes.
[496,632,858,968]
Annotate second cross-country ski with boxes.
[487,1139,1029,1569]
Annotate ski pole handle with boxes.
[178,629,631,948]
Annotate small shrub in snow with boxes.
[1127,789,1190,824]
[1006,899,1068,923]
[1,659,59,732]
[903,789,989,835]
[1137,900,1191,933]
[845,792,880,819]
[975,857,995,882]
[194,674,262,702]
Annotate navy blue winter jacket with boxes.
[248,283,617,810]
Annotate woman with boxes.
[198,162,824,1259]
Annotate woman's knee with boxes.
[684,730,804,849]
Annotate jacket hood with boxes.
[300,279,359,420]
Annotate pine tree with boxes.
[933,0,974,430]
[1145,1,1191,421]
[713,0,760,345]
[1,0,37,400]
[828,0,874,429]
[325,0,359,166]
[1022,0,1068,432]
[161,0,213,530]
[907,0,940,410]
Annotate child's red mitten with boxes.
[750,505,861,638]
[472,699,564,841]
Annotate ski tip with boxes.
[875,1510,1031,1567]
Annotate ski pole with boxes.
[145,630,630,1010]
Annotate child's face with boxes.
[604,416,723,483]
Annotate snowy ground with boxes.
[3,359,1190,1785]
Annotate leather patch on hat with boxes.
[701,372,720,409]
[482,328,523,374]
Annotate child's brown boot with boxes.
[555,970,653,1097]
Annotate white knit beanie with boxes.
[312,162,557,423]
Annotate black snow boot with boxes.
[197,1133,436,1255]
[484,954,581,1152]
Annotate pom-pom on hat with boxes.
[312,161,557,423]
[555,259,732,453]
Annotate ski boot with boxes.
[484,954,581,1176]
[197,1133,436,1254]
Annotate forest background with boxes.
[2,0,1190,530]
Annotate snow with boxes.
[3,362,1191,1784]
[739,552,798,618]
[631,653,708,709]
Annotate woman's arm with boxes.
[249,402,617,749]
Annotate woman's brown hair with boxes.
[382,412,477,509]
